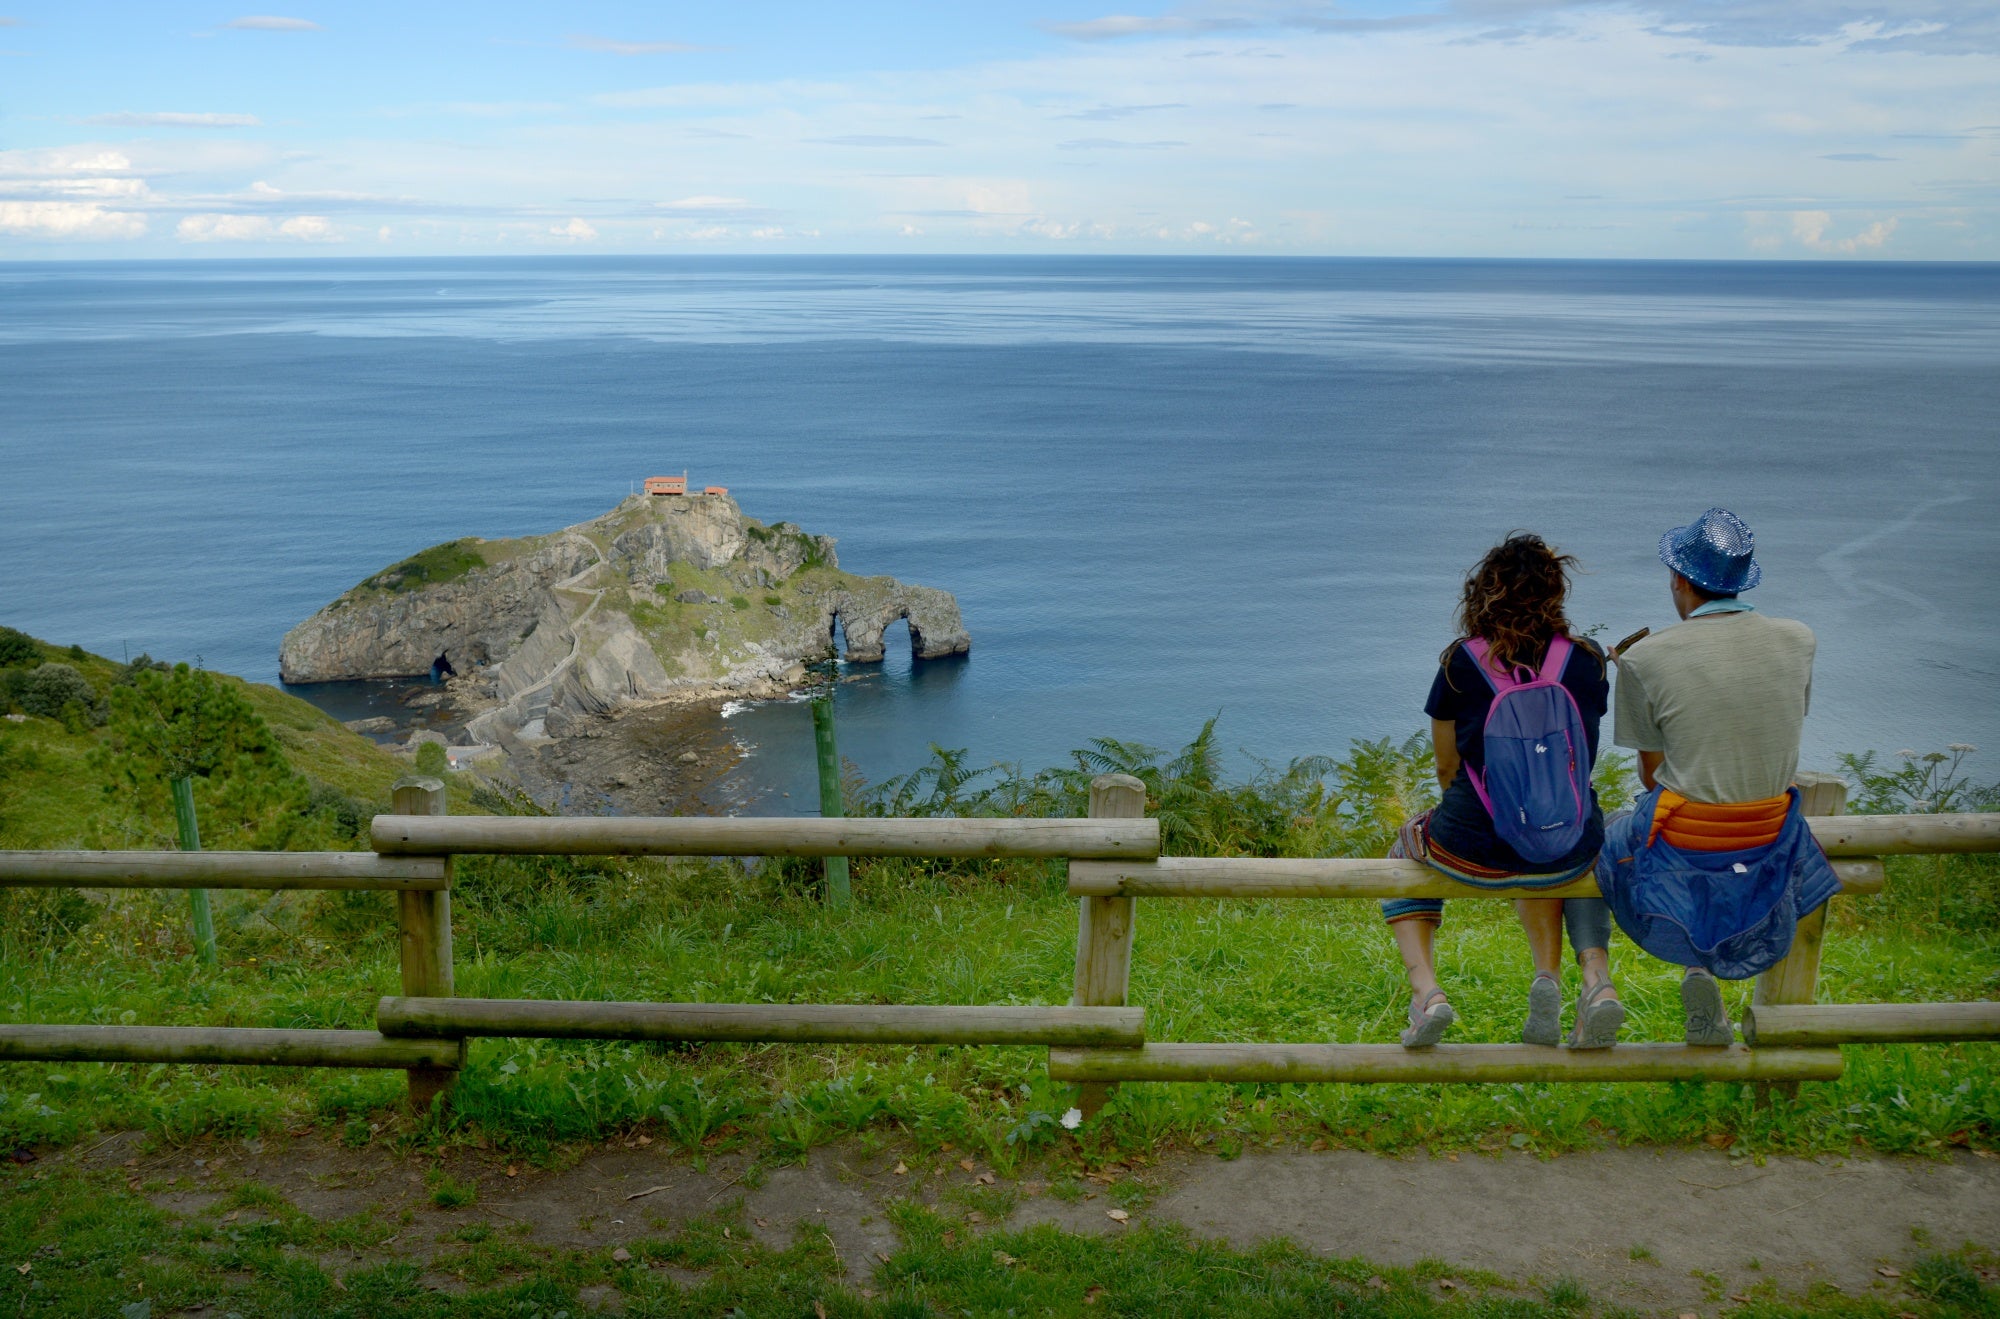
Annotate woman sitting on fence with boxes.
[1383,533,1623,1050]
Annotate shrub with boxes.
[306,782,373,841]
[729,595,751,611]
[0,626,38,667]
[414,740,449,775]
[21,662,101,725]
[360,539,485,595]
[94,663,307,849]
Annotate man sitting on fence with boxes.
[1598,507,1843,1044]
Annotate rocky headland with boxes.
[280,492,968,809]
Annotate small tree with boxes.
[21,662,103,730]
[97,663,307,963]
[414,739,450,776]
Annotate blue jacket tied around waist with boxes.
[1593,786,1843,980]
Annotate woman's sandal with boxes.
[1523,972,1562,1046]
[1400,988,1456,1049]
[1568,977,1625,1050]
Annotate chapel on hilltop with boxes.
[643,472,729,497]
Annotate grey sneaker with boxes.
[1523,973,1562,1046]
[1681,969,1734,1046]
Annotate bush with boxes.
[361,539,486,595]
[20,662,102,726]
[305,782,373,841]
[414,740,449,775]
[0,626,38,667]
[729,595,751,611]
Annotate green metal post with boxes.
[810,695,851,909]
[170,776,217,966]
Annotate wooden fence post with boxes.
[1752,771,1846,1098]
[1072,773,1146,1117]
[392,777,459,1113]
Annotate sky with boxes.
[1,1,1997,259]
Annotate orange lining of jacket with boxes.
[1648,789,1790,852]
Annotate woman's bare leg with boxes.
[1515,898,1565,976]
[1390,918,1442,1010]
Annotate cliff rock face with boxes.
[279,493,969,742]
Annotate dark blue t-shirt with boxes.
[1423,636,1609,874]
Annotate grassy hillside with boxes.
[0,626,436,852]
[0,688,1992,1169]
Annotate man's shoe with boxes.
[1523,973,1562,1046]
[1681,969,1734,1046]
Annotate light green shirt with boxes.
[1613,611,1816,804]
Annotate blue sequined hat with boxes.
[1659,507,1761,594]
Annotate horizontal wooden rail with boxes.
[1806,812,2000,856]
[379,997,1147,1047]
[1068,856,1885,899]
[1048,1042,1843,1084]
[0,1025,461,1069]
[0,850,449,891]
[371,815,1160,860]
[1743,1001,2000,1047]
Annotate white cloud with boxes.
[279,214,336,240]
[567,34,703,55]
[1044,15,1226,41]
[548,217,597,240]
[1,176,148,199]
[176,212,338,241]
[0,201,147,238]
[662,195,750,210]
[85,112,260,128]
[0,148,135,178]
[1792,210,1899,252]
[222,16,320,31]
[807,135,948,148]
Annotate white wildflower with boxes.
[1895,749,1919,759]
[1949,743,1976,754]
[1060,1107,1084,1130]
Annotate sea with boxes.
[3,256,1997,810]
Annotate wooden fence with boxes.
[1,772,1995,1112]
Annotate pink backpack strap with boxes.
[1537,635,1574,684]
[1464,637,1527,693]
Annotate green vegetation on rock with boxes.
[358,538,487,595]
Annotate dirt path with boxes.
[57,1131,1999,1310]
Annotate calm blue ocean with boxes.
[3,256,1997,807]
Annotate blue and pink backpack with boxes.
[1462,635,1592,864]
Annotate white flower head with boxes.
[1949,743,1977,754]
[1060,1107,1084,1130]
[1895,749,1920,759]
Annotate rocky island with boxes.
[281,490,968,810]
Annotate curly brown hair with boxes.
[1444,533,1587,679]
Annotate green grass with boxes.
[2,645,1996,1180]
[1,1159,1995,1317]
[356,539,489,595]
[0,846,1993,1163]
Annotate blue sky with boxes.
[2,2,1996,258]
